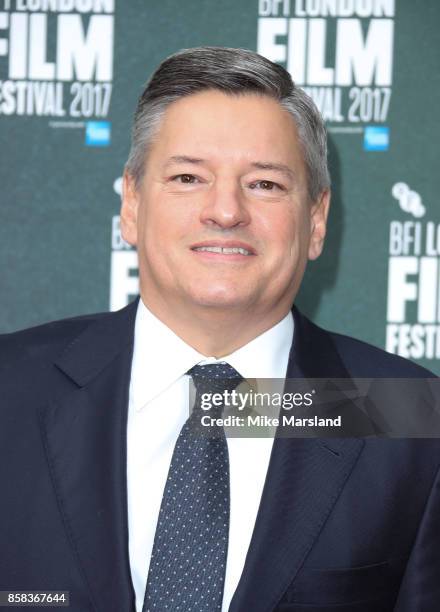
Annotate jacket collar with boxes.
[54,296,139,387]
[288,304,351,379]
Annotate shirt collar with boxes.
[130,298,294,412]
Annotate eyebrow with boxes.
[249,161,296,181]
[164,155,205,166]
[164,156,296,181]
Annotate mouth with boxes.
[193,246,252,255]
[190,241,256,258]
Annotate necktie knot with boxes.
[187,362,243,397]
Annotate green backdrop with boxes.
[1,0,439,374]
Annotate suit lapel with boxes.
[229,307,365,612]
[39,299,139,612]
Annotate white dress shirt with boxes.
[126,298,294,612]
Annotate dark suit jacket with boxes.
[1,298,439,612]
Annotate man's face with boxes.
[121,90,329,319]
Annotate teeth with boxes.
[194,246,251,255]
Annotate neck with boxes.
[139,293,291,357]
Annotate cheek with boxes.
[287,209,311,256]
[139,198,196,266]
[262,208,307,257]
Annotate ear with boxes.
[308,189,331,261]
[120,170,140,247]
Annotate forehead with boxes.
[147,90,305,173]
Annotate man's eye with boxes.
[249,180,282,191]
[172,174,198,184]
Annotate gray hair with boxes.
[125,46,330,202]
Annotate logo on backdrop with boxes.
[391,182,426,219]
[0,0,114,120]
[386,182,440,360]
[257,0,394,139]
[110,176,139,311]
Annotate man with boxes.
[1,47,439,612]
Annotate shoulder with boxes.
[0,300,139,409]
[327,327,434,378]
[294,307,435,378]
[0,311,112,373]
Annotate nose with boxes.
[199,180,251,229]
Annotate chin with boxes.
[188,288,249,310]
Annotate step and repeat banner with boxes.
[1,0,439,374]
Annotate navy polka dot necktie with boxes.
[142,362,243,612]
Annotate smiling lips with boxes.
[190,241,256,257]
[194,246,251,255]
